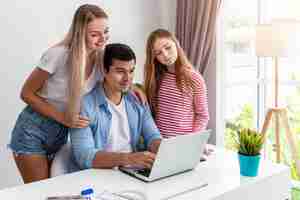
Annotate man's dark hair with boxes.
[103,43,136,72]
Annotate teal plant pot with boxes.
[238,153,261,177]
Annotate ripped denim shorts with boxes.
[8,106,68,158]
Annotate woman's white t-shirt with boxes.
[37,45,102,111]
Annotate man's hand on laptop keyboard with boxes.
[124,151,156,169]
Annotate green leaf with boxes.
[232,128,263,155]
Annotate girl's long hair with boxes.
[144,29,193,115]
[59,4,108,122]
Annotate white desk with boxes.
[0,148,290,200]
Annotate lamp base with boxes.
[261,107,300,177]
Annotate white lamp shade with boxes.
[255,20,300,57]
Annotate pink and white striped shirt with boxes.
[155,70,209,138]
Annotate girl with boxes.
[9,4,145,183]
[9,4,108,183]
[144,29,209,138]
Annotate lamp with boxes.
[255,20,300,177]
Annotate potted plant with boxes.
[232,128,264,177]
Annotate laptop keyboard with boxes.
[136,169,151,177]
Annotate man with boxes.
[70,43,162,171]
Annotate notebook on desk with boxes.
[119,130,211,182]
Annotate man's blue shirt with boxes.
[70,83,161,170]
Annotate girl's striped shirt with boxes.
[155,70,209,138]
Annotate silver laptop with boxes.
[119,130,211,182]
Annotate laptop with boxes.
[119,130,211,182]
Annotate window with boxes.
[219,0,300,181]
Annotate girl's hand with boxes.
[61,114,90,128]
[131,84,148,104]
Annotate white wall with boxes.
[104,0,176,82]
[0,0,176,189]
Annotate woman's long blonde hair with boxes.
[59,4,108,122]
[144,29,193,115]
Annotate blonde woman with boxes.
[9,4,137,183]
[144,29,209,138]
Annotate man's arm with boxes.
[92,152,126,169]
[71,116,158,170]
[70,125,100,169]
[71,126,157,169]
[92,151,156,169]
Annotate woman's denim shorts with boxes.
[8,106,68,157]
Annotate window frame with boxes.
[217,0,300,144]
